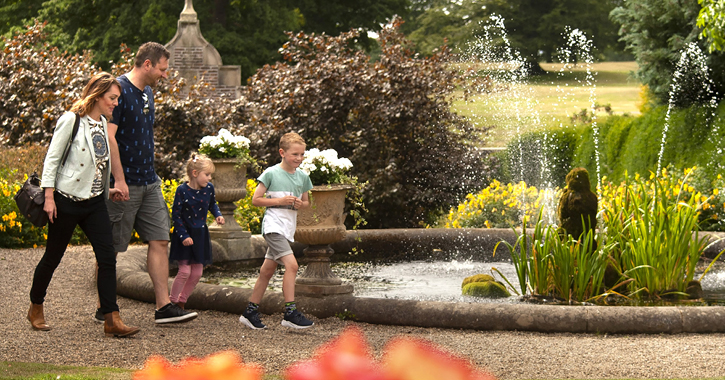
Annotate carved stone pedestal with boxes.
[296,245,354,296]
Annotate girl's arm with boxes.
[208,184,224,225]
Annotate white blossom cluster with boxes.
[299,148,353,176]
[199,128,250,158]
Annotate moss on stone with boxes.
[461,274,495,288]
[462,281,511,298]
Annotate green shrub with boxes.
[501,126,578,188]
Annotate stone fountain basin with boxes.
[116,228,725,334]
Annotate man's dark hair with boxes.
[134,42,170,67]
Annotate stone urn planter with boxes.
[295,184,354,296]
[208,158,252,262]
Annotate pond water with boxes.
[203,259,725,305]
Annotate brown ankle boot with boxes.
[27,303,50,331]
[103,311,140,338]
[176,302,185,310]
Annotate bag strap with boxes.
[60,113,80,167]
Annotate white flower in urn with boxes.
[300,148,354,185]
[198,128,253,163]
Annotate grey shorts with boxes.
[106,178,171,252]
[263,233,293,264]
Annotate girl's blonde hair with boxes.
[185,153,215,181]
[70,72,121,117]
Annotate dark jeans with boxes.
[30,193,119,314]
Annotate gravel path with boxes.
[3,245,725,379]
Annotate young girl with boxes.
[169,153,225,309]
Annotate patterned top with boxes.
[111,74,157,186]
[57,117,109,201]
[171,182,222,241]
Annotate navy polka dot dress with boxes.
[169,182,222,265]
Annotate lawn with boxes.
[2,361,723,380]
[453,61,641,147]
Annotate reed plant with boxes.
[601,170,715,298]
[495,209,611,302]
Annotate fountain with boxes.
[114,8,725,333]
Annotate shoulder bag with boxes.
[14,113,80,227]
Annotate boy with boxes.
[239,132,314,329]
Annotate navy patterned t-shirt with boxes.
[111,74,157,186]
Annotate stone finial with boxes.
[181,0,198,22]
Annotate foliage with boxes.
[241,18,491,228]
[0,21,97,146]
[610,0,725,105]
[600,168,716,298]
[697,0,725,53]
[1,1,406,80]
[572,103,725,192]
[443,179,560,229]
[0,145,48,182]
[198,128,253,163]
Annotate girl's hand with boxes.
[182,237,193,246]
[216,216,225,225]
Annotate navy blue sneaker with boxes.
[93,308,104,323]
[281,309,314,329]
[239,309,267,329]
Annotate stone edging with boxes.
[117,247,725,334]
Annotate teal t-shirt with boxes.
[258,164,313,241]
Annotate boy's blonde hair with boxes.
[185,153,215,181]
[279,132,306,151]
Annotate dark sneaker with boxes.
[281,309,314,329]
[93,308,105,323]
[154,303,198,324]
[239,309,267,329]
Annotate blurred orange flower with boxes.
[134,351,262,380]
[285,327,496,380]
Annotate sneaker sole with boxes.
[155,312,198,324]
[239,315,266,329]
[93,317,105,324]
[281,320,314,329]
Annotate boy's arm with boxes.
[297,191,310,210]
[252,182,289,207]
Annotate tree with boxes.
[240,18,493,228]
[405,0,627,64]
[697,0,725,52]
[611,0,725,104]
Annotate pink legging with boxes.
[170,262,204,304]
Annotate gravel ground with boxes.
[3,245,725,379]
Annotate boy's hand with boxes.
[216,216,225,225]
[182,237,194,246]
[280,195,298,208]
[293,198,303,210]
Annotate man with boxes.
[103,42,197,324]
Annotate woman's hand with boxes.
[43,188,57,223]
[182,237,194,246]
[215,216,225,225]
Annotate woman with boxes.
[28,72,139,338]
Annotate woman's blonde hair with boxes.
[185,153,215,181]
[70,72,121,117]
